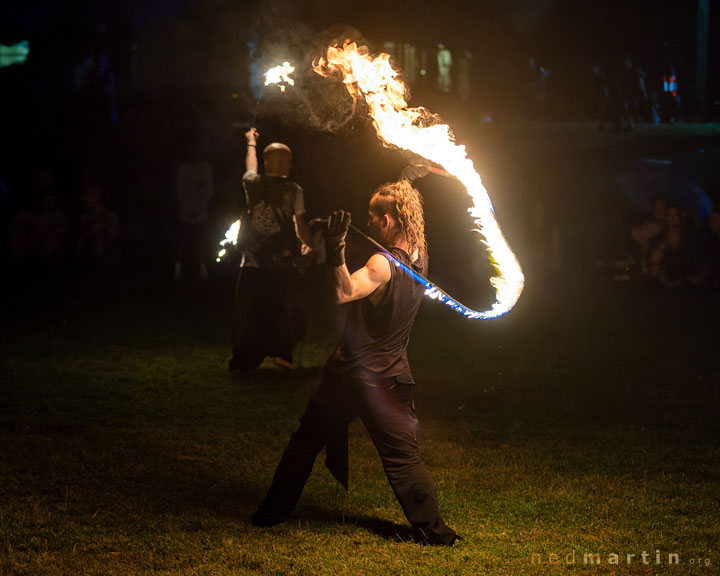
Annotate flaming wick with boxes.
[314,41,524,319]
[263,61,295,92]
[216,219,242,262]
[253,62,296,124]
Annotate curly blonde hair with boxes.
[372,180,426,261]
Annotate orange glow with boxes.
[314,41,524,318]
[264,62,295,93]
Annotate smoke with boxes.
[247,34,262,100]
[248,20,376,133]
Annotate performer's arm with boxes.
[245,127,259,173]
[293,189,314,247]
[333,253,390,304]
[324,209,390,303]
[295,215,313,247]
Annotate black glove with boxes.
[324,210,351,267]
[400,162,431,182]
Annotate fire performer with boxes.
[229,127,313,371]
[251,180,459,546]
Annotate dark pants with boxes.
[253,366,457,545]
[231,267,305,369]
[176,222,207,268]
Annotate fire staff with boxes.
[251,180,459,546]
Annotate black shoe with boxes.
[413,526,462,546]
[250,509,288,527]
[228,354,263,371]
[445,533,462,547]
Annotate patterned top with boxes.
[241,170,305,269]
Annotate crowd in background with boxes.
[616,198,720,288]
[3,166,119,277]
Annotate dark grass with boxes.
[2,273,718,575]
[2,125,720,575]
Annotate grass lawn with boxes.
[1,267,718,576]
[2,123,720,575]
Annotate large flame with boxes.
[314,41,524,319]
[264,62,295,92]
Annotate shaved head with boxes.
[263,142,292,157]
[262,142,293,177]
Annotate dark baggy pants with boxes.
[176,222,207,271]
[230,267,305,369]
[253,366,458,545]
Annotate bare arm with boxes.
[245,127,259,172]
[333,253,391,304]
[294,214,313,247]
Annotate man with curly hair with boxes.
[251,180,459,546]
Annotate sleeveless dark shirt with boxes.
[329,247,427,380]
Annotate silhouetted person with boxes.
[631,196,668,274]
[659,64,682,123]
[591,62,621,131]
[11,169,70,270]
[174,148,213,281]
[621,55,656,124]
[436,44,452,92]
[648,203,695,286]
[698,209,720,288]
[76,183,119,271]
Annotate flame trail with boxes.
[264,61,295,92]
[314,41,524,319]
[216,219,241,262]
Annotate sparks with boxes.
[313,41,524,319]
[264,62,295,93]
[216,219,242,262]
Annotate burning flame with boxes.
[216,219,242,262]
[313,41,524,319]
[264,62,295,92]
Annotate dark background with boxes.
[1,0,718,307]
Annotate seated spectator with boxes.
[11,188,70,269]
[647,203,696,286]
[76,183,120,270]
[174,148,213,281]
[631,196,667,273]
[697,209,720,288]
